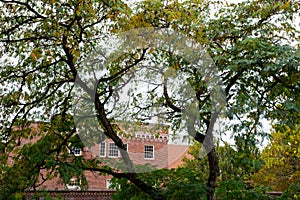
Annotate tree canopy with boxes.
[0,0,299,200]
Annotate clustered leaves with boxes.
[0,0,299,199]
[251,125,300,191]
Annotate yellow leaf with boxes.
[30,52,36,62]
[148,48,154,54]
[53,31,60,38]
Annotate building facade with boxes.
[3,123,190,196]
[16,124,190,191]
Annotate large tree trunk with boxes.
[193,124,220,199]
[193,112,220,200]
[207,146,219,200]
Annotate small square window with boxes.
[70,146,81,156]
[67,177,80,190]
[144,145,154,159]
[100,141,106,157]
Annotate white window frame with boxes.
[70,146,81,156]
[66,177,80,190]
[99,141,106,157]
[108,142,119,158]
[144,145,154,160]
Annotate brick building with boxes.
[10,123,190,191]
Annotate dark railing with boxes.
[25,190,116,200]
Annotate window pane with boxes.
[67,177,80,189]
[69,179,79,186]
[144,145,154,159]
[100,141,106,157]
[108,143,118,157]
[70,147,81,156]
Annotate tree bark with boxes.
[206,146,219,200]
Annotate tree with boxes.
[0,0,164,199]
[251,124,300,191]
[1,0,299,200]
[111,167,208,200]
[181,141,265,199]
[113,0,300,199]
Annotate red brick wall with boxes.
[88,136,169,169]
[6,124,176,190]
[37,170,109,190]
[36,135,169,190]
[124,137,169,169]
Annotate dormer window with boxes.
[66,177,80,190]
